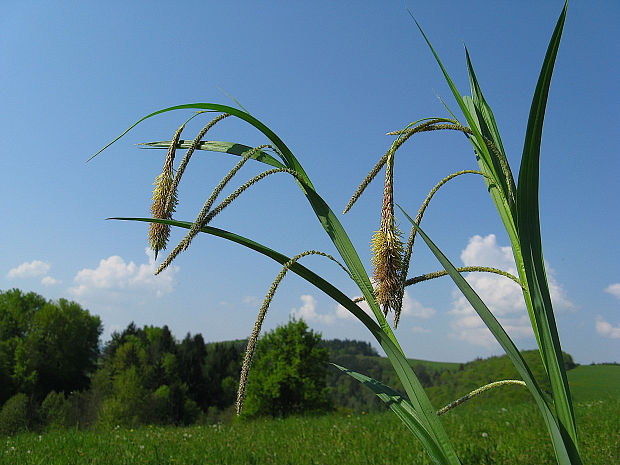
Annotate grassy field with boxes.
[2,366,618,464]
[567,364,620,401]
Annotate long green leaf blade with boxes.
[464,51,516,213]
[139,140,286,169]
[515,1,579,459]
[97,106,463,460]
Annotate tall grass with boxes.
[93,2,582,463]
[4,398,617,464]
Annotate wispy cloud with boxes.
[291,294,336,325]
[41,276,61,286]
[242,295,261,306]
[449,234,574,347]
[69,248,179,299]
[595,316,620,339]
[7,260,50,278]
[604,283,620,300]
[336,298,373,321]
[7,260,60,286]
[334,290,435,327]
[401,291,436,319]
[411,326,431,334]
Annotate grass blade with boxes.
[139,140,286,169]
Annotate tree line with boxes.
[0,288,578,435]
[0,289,336,433]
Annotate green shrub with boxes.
[98,366,148,427]
[242,319,332,418]
[40,390,73,430]
[0,393,29,435]
[150,384,172,424]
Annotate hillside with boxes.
[567,364,620,401]
[324,343,582,412]
[201,337,614,413]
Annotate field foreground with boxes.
[2,397,618,465]
[3,365,618,464]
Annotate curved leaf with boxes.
[139,140,286,169]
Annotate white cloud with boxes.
[411,326,431,334]
[41,276,61,286]
[7,260,50,278]
[604,283,620,300]
[242,295,261,306]
[595,316,620,339]
[291,294,335,325]
[449,234,573,347]
[69,248,178,299]
[460,234,514,268]
[401,291,436,319]
[336,298,373,321]
[334,290,435,330]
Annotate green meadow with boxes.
[2,365,617,465]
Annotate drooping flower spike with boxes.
[370,147,404,325]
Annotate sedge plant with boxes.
[93,2,581,464]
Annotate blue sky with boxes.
[1,1,618,364]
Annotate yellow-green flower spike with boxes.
[149,124,183,259]
[371,149,404,325]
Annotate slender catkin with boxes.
[399,170,485,303]
[436,379,526,415]
[236,250,349,415]
[405,266,522,288]
[343,118,448,214]
[387,124,515,205]
[149,124,184,259]
[181,145,274,251]
[163,113,231,214]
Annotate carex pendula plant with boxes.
[93,2,581,463]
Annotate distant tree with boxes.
[25,299,102,399]
[0,289,102,404]
[243,319,332,417]
[97,323,211,425]
[322,338,379,357]
[177,333,208,408]
[99,365,148,427]
[203,342,242,410]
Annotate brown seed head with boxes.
[371,150,404,324]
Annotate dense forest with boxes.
[0,289,578,435]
